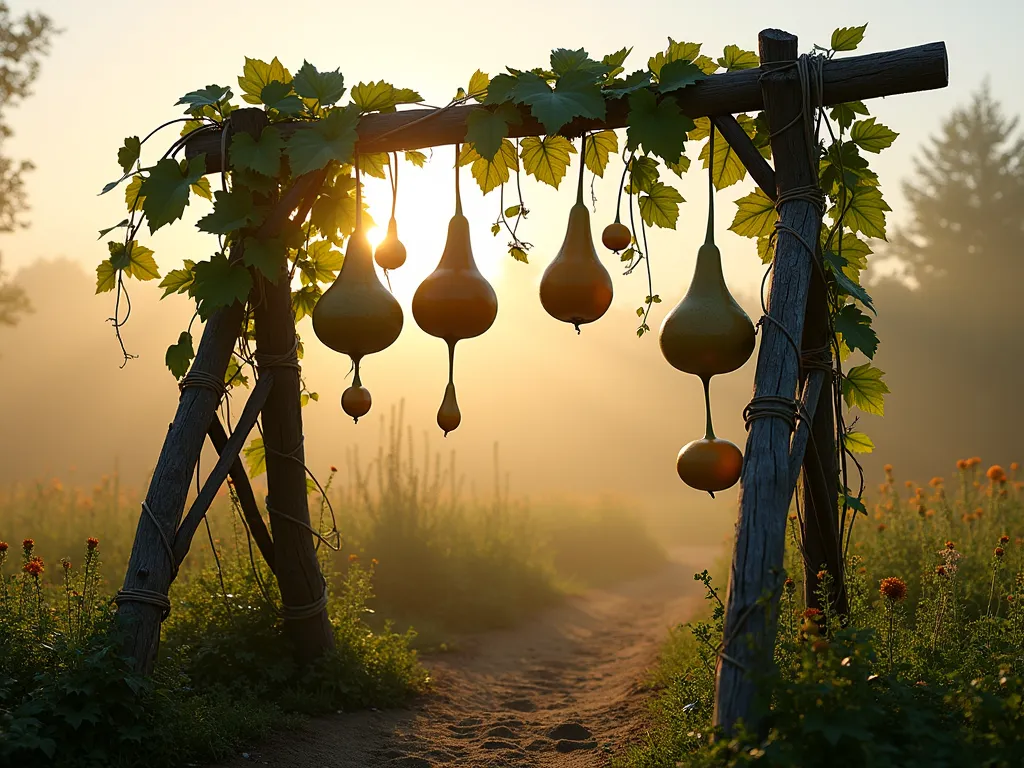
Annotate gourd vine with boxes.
[96,26,893,515]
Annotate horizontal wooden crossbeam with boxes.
[186,42,946,173]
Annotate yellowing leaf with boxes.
[717,45,759,71]
[831,24,868,52]
[842,363,889,416]
[95,260,117,294]
[850,118,899,154]
[351,81,421,113]
[699,126,747,189]
[238,57,291,105]
[404,150,427,167]
[730,189,778,239]
[125,175,144,211]
[584,130,618,177]
[648,38,702,78]
[838,186,890,239]
[191,177,213,201]
[520,136,576,189]
[123,242,160,281]
[244,437,266,477]
[638,181,684,229]
[359,152,389,179]
[462,139,518,194]
[844,431,874,454]
[468,70,489,101]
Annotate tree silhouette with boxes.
[0,3,55,327]
[884,84,1024,307]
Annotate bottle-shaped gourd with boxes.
[660,128,753,494]
[374,154,407,271]
[540,134,613,333]
[412,146,498,436]
[312,161,403,422]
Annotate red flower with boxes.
[86,537,99,551]
[803,608,823,620]
[23,557,44,576]
[945,540,956,550]
[995,547,1005,558]
[22,539,34,552]
[1001,535,1010,544]
[879,577,908,602]
[0,541,8,553]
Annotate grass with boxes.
[0,407,666,763]
[621,459,1024,768]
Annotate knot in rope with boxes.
[743,395,798,432]
[800,343,833,374]
[255,337,301,373]
[179,371,227,397]
[776,184,825,214]
[114,588,172,619]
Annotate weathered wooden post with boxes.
[713,29,827,732]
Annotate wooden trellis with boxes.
[117,28,948,733]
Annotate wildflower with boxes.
[905,480,914,489]
[929,476,944,487]
[1012,462,1020,472]
[995,547,1005,558]
[936,565,947,577]
[877,523,886,532]
[86,537,99,551]
[0,541,7,553]
[858,566,868,574]
[22,539,34,553]
[879,577,908,602]
[969,457,982,467]
[348,553,359,563]
[946,540,956,550]
[988,465,1007,483]
[784,577,795,592]
[803,608,823,621]
[371,558,379,566]
[23,557,44,576]
[957,459,968,470]
[330,465,339,473]
[1001,535,1010,544]
[925,509,936,518]
[62,559,71,570]
[1008,595,1015,603]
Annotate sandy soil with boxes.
[215,545,710,768]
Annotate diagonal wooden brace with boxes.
[172,371,275,567]
[712,114,777,200]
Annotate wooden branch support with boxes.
[172,371,276,567]
[788,368,824,490]
[712,115,776,200]
[184,42,947,171]
[713,29,828,734]
[117,296,245,673]
[207,414,276,574]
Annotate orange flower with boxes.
[0,541,7,553]
[945,540,956,550]
[86,537,99,551]
[1011,462,1020,472]
[817,570,828,581]
[995,547,1005,558]
[1000,535,1010,544]
[987,465,1007,483]
[969,457,982,467]
[23,557,44,576]
[789,514,797,522]
[929,476,944,487]
[348,553,359,563]
[784,577,795,592]
[956,459,968,470]
[904,480,914,489]
[371,558,379,566]
[879,576,908,602]
[22,539,34,552]
[330,465,338,473]
[884,464,894,474]
[925,509,935,518]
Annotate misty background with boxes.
[0,2,1020,546]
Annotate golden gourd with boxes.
[540,135,613,332]
[312,162,403,423]
[601,220,631,252]
[374,216,407,271]
[412,147,498,436]
[675,376,743,495]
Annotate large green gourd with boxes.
[312,162,403,422]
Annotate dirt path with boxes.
[218,545,711,767]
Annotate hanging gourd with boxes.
[374,152,407,272]
[659,127,755,494]
[601,157,633,253]
[312,159,404,423]
[412,145,498,436]
[539,134,613,333]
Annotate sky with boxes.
[0,0,1019,538]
